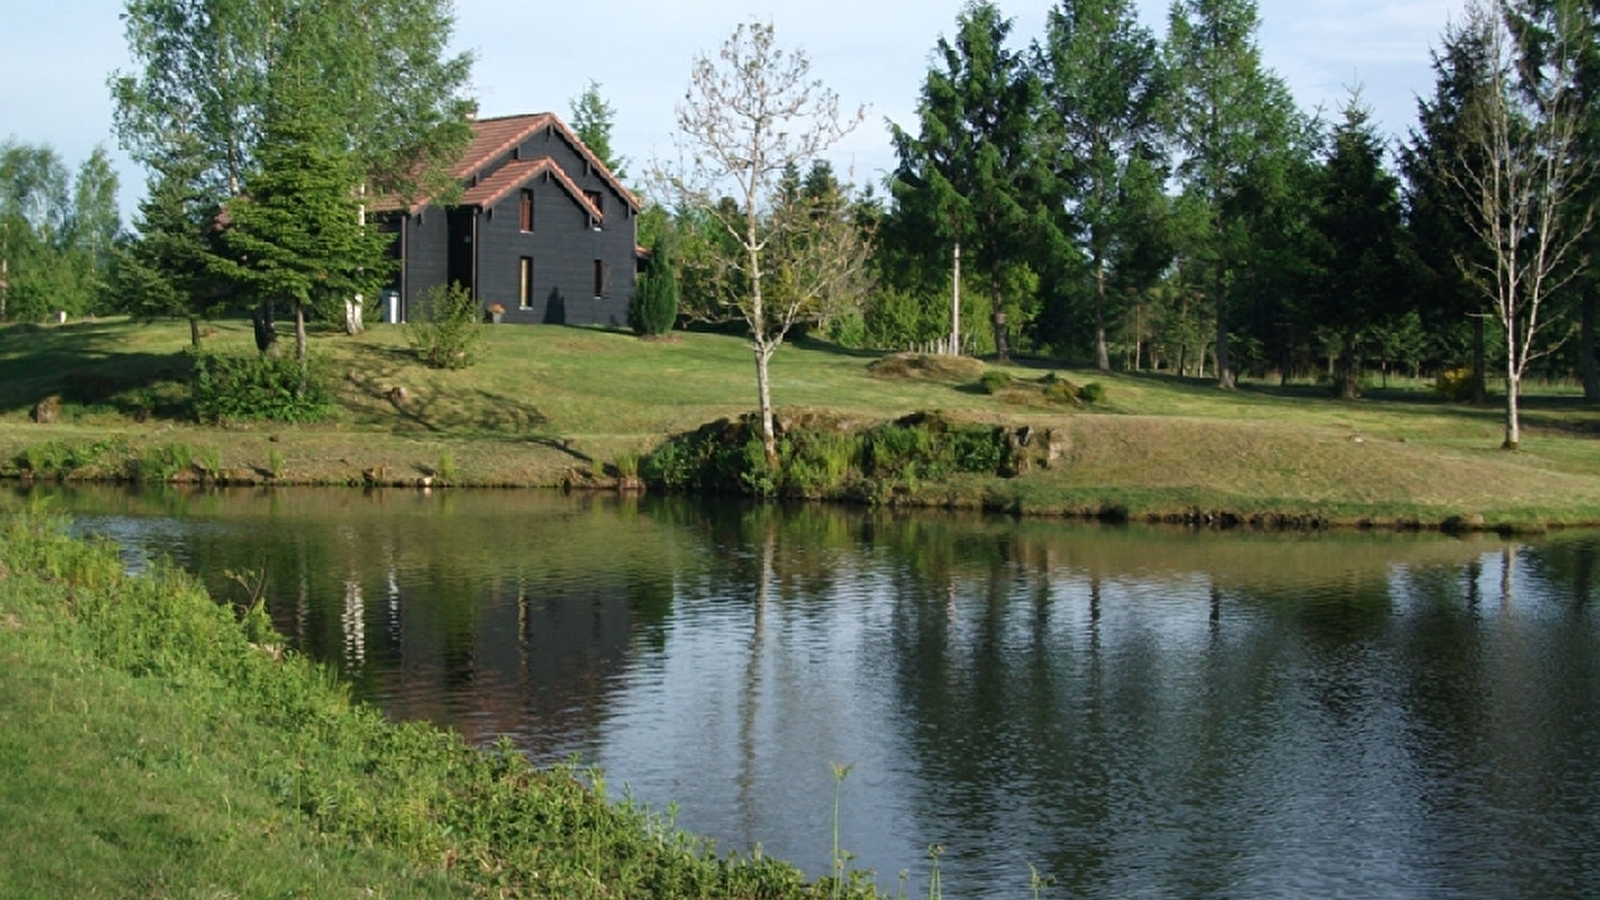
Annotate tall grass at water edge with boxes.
[0,513,895,900]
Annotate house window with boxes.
[519,190,534,232]
[584,189,603,219]
[520,257,534,309]
[593,259,610,298]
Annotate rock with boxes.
[31,396,60,424]
[388,385,410,404]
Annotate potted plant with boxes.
[487,302,505,324]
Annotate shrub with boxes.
[408,283,485,369]
[630,237,680,336]
[192,352,333,424]
[1434,367,1475,401]
[131,442,195,482]
[979,370,1013,394]
[1079,382,1105,404]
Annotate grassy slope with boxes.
[2,316,1598,527]
[0,516,865,899]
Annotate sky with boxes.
[1,0,1463,223]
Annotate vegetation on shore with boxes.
[0,513,881,899]
[1,317,1598,531]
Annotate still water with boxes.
[11,485,1600,899]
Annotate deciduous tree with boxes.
[1449,0,1596,448]
[657,21,866,463]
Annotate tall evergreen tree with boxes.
[1037,0,1167,371]
[1164,0,1300,388]
[1402,19,1498,400]
[1309,98,1406,399]
[569,80,626,180]
[213,58,393,396]
[890,0,1041,360]
[116,130,224,346]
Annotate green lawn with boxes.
[1,316,1598,528]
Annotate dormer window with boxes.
[584,189,603,221]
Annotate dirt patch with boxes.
[0,613,21,631]
[867,352,985,382]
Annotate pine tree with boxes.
[1038,0,1167,371]
[1309,98,1406,399]
[630,236,679,336]
[214,66,392,396]
[1165,0,1301,388]
[1400,17,1498,401]
[569,80,626,179]
[890,0,1041,360]
[117,130,223,346]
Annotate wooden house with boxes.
[376,113,641,326]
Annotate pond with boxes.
[10,484,1600,899]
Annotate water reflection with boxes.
[9,484,1600,900]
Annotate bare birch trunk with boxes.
[951,240,962,357]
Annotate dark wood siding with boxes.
[474,173,634,328]
[396,120,638,329]
[403,210,448,322]
[467,175,630,325]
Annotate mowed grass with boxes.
[1,316,1598,527]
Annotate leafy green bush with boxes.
[14,438,127,478]
[1079,382,1105,405]
[642,412,1012,499]
[408,283,484,369]
[192,351,333,424]
[979,370,1013,394]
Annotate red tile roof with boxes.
[460,157,602,221]
[375,112,639,216]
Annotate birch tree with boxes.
[658,21,865,463]
[1451,0,1595,449]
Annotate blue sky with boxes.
[1,0,1460,223]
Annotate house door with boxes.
[446,209,475,296]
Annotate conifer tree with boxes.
[1165,0,1300,388]
[630,235,678,336]
[117,130,223,346]
[213,64,392,396]
[570,80,626,180]
[890,1,1040,360]
[1038,0,1167,371]
[1309,98,1406,399]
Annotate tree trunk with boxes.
[992,309,1009,363]
[252,300,277,353]
[1581,295,1599,401]
[189,315,202,349]
[294,300,309,400]
[1214,262,1234,389]
[950,241,962,357]
[754,340,777,464]
[1504,364,1520,450]
[1472,315,1487,404]
[1094,261,1110,373]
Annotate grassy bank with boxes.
[2,316,1599,529]
[0,514,874,899]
